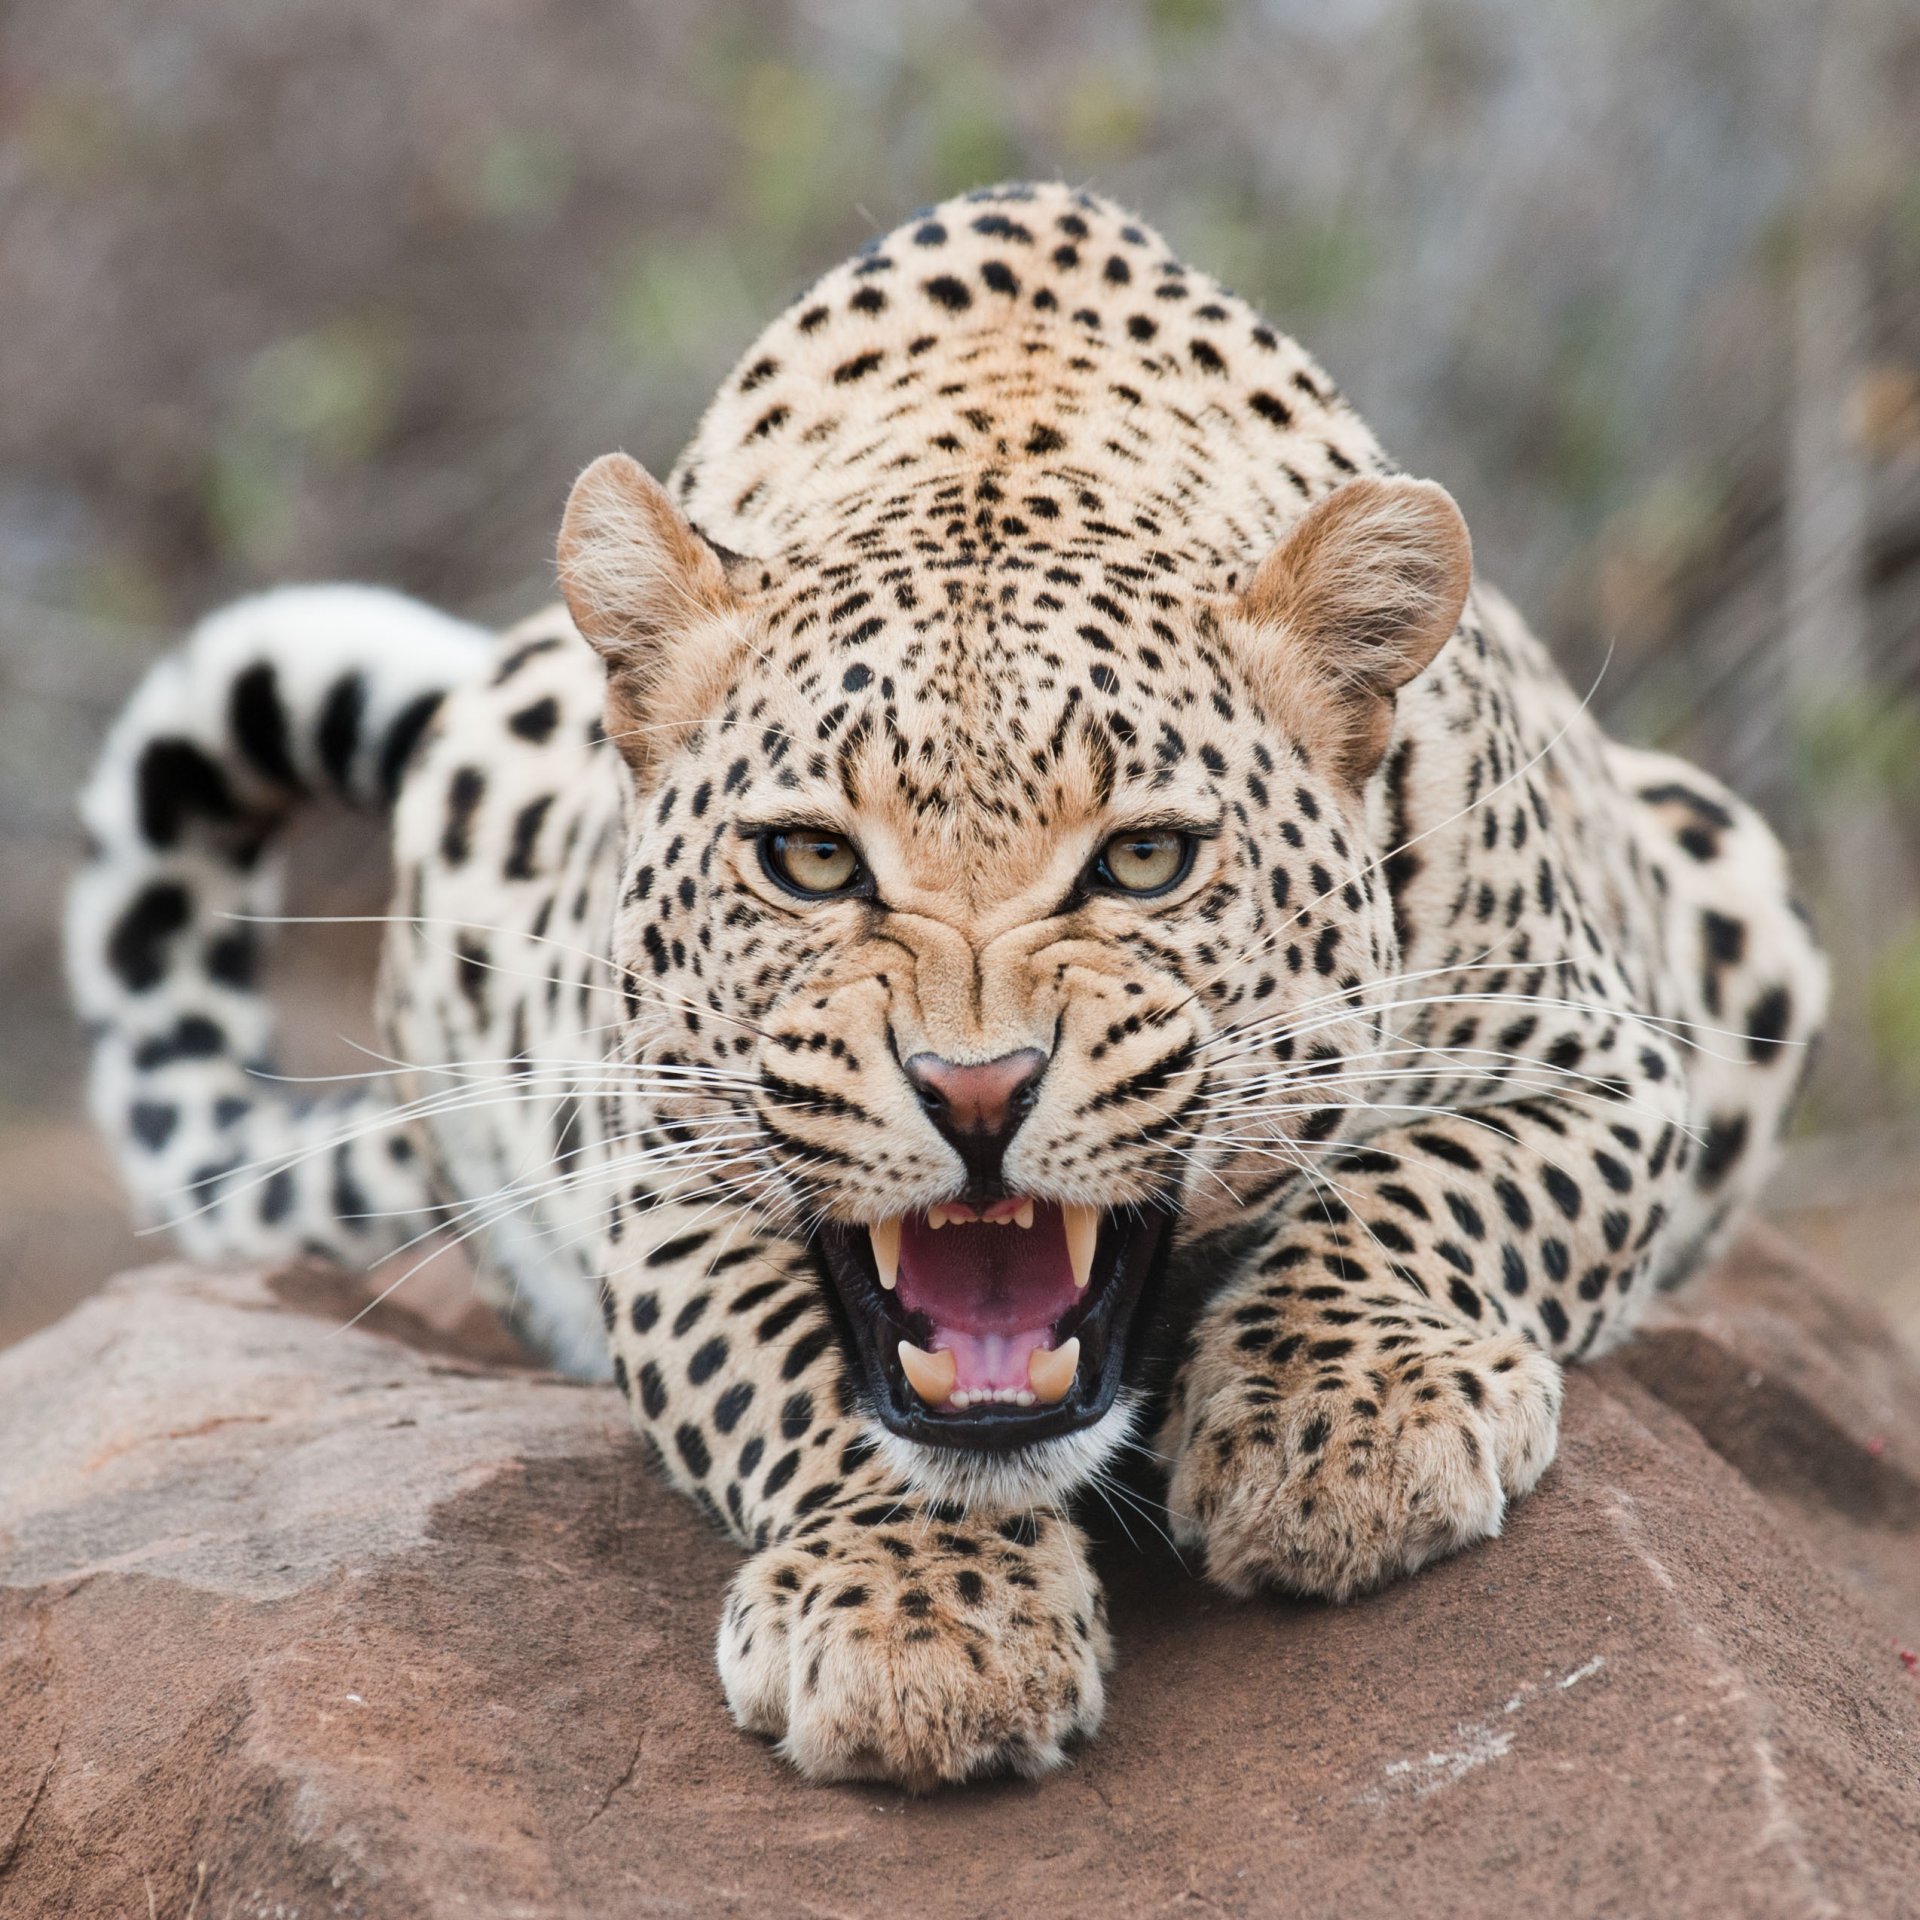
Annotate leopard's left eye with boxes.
[761,828,866,898]
[1092,829,1195,897]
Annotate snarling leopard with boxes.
[70,182,1826,1787]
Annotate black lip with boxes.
[812,1207,1174,1450]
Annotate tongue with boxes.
[896,1203,1080,1395]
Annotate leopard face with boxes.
[561,446,1470,1502]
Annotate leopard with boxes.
[69,182,1827,1789]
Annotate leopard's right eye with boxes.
[761,829,866,899]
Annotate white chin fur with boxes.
[870,1391,1140,1511]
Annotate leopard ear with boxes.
[1237,476,1472,787]
[558,452,743,771]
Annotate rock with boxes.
[1,1239,1916,1920]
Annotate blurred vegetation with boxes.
[0,0,1916,1136]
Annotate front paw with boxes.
[1165,1326,1561,1601]
[716,1506,1111,1788]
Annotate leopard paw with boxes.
[716,1506,1111,1788]
[1165,1326,1561,1601]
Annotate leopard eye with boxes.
[762,829,865,898]
[1094,829,1194,897]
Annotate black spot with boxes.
[137,740,238,848]
[688,1336,729,1385]
[129,1100,178,1151]
[1249,391,1292,427]
[645,1228,714,1274]
[675,1424,712,1477]
[1695,1112,1749,1191]
[261,1167,295,1224]
[379,692,443,799]
[1746,987,1792,1060]
[206,928,257,989]
[508,696,559,744]
[441,767,486,864]
[316,673,367,790]
[833,350,883,384]
[1541,1166,1583,1220]
[504,795,553,881]
[980,261,1019,296]
[924,275,971,311]
[1493,1176,1533,1232]
[107,882,192,991]
[133,1014,225,1069]
[713,1382,754,1433]
[638,1362,668,1419]
[229,664,299,787]
[782,1326,834,1380]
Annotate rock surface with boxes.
[1,1234,1916,1920]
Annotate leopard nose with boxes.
[903,1048,1048,1192]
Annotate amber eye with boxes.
[1094,829,1194,897]
[762,829,865,898]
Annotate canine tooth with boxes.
[869,1218,901,1291]
[898,1341,957,1408]
[1062,1205,1099,1290]
[1013,1198,1035,1230]
[1027,1337,1080,1405]
[926,1210,946,1232]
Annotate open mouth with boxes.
[815,1199,1171,1450]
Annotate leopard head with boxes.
[559,451,1471,1500]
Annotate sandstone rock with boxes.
[1,1239,1916,1919]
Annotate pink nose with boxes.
[904,1049,1047,1182]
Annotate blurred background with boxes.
[2,0,1916,1349]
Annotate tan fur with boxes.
[354,184,1829,1785]
[558,452,746,776]
[1238,477,1473,787]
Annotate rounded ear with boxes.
[1237,476,1472,787]
[557,452,743,772]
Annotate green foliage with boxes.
[1869,917,1920,1104]
[1148,0,1232,44]
[1059,68,1155,165]
[473,132,574,223]
[734,60,847,231]
[612,236,762,366]
[921,74,1023,201]
[1797,691,1920,809]
[208,321,401,570]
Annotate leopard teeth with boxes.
[898,1340,955,1407]
[1027,1337,1080,1405]
[869,1217,901,1290]
[1062,1205,1099,1290]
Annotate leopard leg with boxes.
[1165,1090,1691,1599]
[602,1208,1111,1788]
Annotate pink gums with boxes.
[896,1201,1079,1395]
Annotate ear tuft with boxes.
[557,453,741,772]
[1238,477,1472,785]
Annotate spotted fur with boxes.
[71,184,1826,1787]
